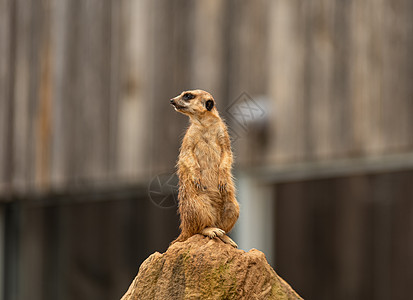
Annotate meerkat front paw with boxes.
[193,177,202,190]
[218,181,227,193]
[201,227,225,238]
[218,171,227,193]
[192,169,203,190]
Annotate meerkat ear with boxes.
[205,100,214,111]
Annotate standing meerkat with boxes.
[170,89,239,248]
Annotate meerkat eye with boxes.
[182,93,195,101]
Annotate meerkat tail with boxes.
[218,234,238,248]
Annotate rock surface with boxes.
[121,234,303,300]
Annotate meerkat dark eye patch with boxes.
[182,93,195,101]
[205,100,214,111]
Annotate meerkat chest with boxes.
[186,126,222,165]
[194,135,221,162]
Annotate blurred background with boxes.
[1,0,413,299]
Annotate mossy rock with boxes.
[121,235,303,300]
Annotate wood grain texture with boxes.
[275,171,413,300]
[0,0,412,197]
[267,0,307,163]
[0,0,13,196]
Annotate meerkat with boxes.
[170,89,239,248]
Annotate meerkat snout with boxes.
[170,97,186,112]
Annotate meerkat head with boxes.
[170,89,217,119]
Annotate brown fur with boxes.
[170,89,240,247]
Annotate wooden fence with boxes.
[1,1,413,299]
[275,170,413,299]
[1,0,413,198]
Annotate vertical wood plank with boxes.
[19,208,46,300]
[50,0,74,188]
[275,181,312,296]
[335,176,372,298]
[12,0,33,194]
[330,0,354,157]
[107,0,121,181]
[0,0,13,196]
[304,0,335,159]
[32,0,53,192]
[226,0,269,98]
[77,0,112,181]
[380,0,413,152]
[388,172,413,299]
[349,0,385,155]
[190,0,226,99]
[225,0,270,165]
[26,0,41,192]
[115,0,150,182]
[267,0,307,163]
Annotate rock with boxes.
[121,234,303,300]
